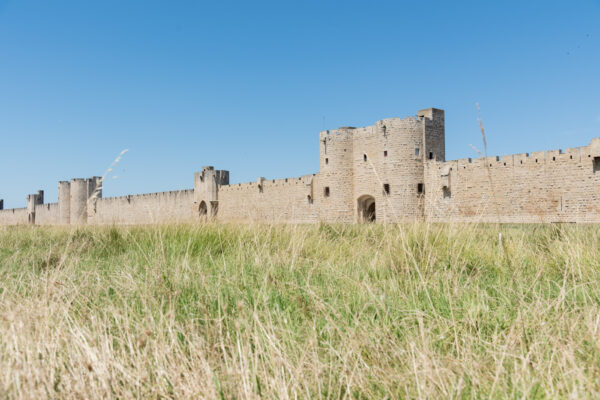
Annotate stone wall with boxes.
[423,140,600,223]
[1,107,599,226]
[0,208,28,226]
[88,189,195,225]
[217,175,320,223]
[35,203,60,225]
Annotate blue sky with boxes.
[1,0,599,208]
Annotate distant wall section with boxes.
[217,174,319,223]
[89,189,195,225]
[424,139,600,223]
[0,208,27,225]
[35,203,60,225]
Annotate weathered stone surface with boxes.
[1,107,599,225]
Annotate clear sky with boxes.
[1,0,599,208]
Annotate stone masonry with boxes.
[2,107,600,225]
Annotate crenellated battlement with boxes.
[1,107,599,225]
[431,140,599,173]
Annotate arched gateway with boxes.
[198,201,208,216]
[357,195,376,222]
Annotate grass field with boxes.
[0,223,599,398]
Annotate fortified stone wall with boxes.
[1,107,599,226]
[88,189,195,225]
[34,203,60,225]
[423,139,600,223]
[0,208,28,225]
[217,174,319,223]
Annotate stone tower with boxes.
[58,181,71,224]
[193,166,229,218]
[26,190,44,224]
[59,176,102,225]
[318,108,445,222]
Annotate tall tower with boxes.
[67,176,101,225]
[58,181,71,224]
[26,190,44,224]
[194,166,229,218]
[418,108,445,163]
[318,128,355,222]
[69,178,87,224]
[317,108,445,222]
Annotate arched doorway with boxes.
[357,195,376,222]
[198,201,207,216]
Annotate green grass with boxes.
[1,222,599,398]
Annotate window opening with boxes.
[443,187,451,198]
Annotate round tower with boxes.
[70,178,87,224]
[354,117,427,222]
[318,128,355,222]
[58,181,71,225]
[349,109,444,222]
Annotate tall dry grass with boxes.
[0,222,599,398]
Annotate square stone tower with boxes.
[193,166,229,218]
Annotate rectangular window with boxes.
[417,183,424,194]
[594,157,600,173]
[443,187,451,198]
[429,152,433,160]
[384,150,388,157]
[383,183,390,195]
[325,158,329,165]
[363,154,367,162]
[324,187,330,197]
[415,148,420,156]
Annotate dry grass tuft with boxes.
[0,222,599,398]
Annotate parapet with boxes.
[194,166,230,204]
[418,108,444,121]
[319,109,443,141]
[589,138,600,156]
